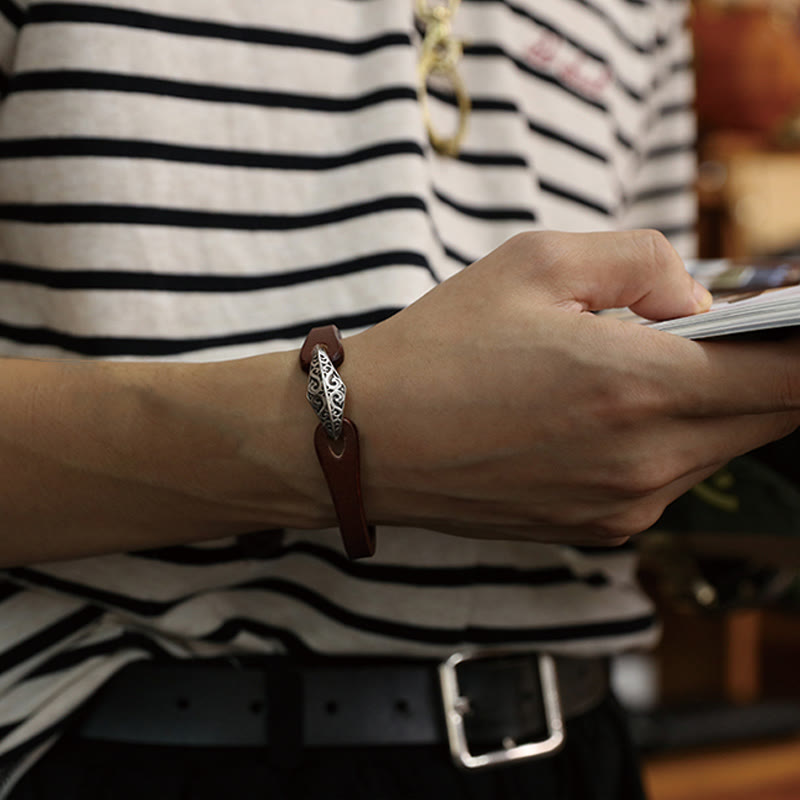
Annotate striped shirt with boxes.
[0,0,695,787]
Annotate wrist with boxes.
[336,327,408,529]
[192,351,338,532]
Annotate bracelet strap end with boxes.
[314,420,376,559]
[299,326,344,372]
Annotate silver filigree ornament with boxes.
[306,345,346,440]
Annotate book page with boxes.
[604,257,800,339]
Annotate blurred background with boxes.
[623,3,800,797]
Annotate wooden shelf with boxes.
[698,132,800,258]
[644,736,800,800]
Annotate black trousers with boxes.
[9,694,647,800]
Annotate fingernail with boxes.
[693,281,713,311]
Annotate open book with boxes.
[610,257,800,339]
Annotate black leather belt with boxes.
[76,652,609,770]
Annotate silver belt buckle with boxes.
[438,650,565,770]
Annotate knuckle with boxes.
[505,230,545,259]
[628,460,677,496]
[638,228,678,269]
[597,503,664,539]
[503,230,570,274]
[580,366,671,432]
[580,384,632,434]
[601,458,677,499]
[583,529,632,548]
[775,366,800,412]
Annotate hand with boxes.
[343,230,800,545]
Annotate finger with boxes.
[629,410,799,491]
[656,334,800,417]
[588,462,726,542]
[569,312,800,419]
[694,410,800,463]
[652,462,733,518]
[529,229,712,318]
[569,412,799,538]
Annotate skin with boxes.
[0,229,798,566]
[345,230,800,544]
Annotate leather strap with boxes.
[314,420,376,558]
[300,325,376,559]
[299,325,343,370]
[75,655,610,749]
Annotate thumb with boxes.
[537,230,712,320]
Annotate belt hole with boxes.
[394,699,410,715]
[249,700,263,715]
[176,697,190,711]
[325,700,338,715]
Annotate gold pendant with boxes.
[416,0,471,157]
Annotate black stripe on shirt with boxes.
[0,0,24,28]
[0,135,527,171]
[646,141,695,160]
[495,0,657,56]
[0,721,16,749]
[0,137,425,170]
[0,581,22,603]
[659,100,693,118]
[427,69,648,169]
[132,540,609,588]
[27,3,411,54]
[425,82,518,114]
[528,119,607,163]
[0,195,427,229]
[24,634,169,679]
[461,0,658,60]
[424,84,642,163]
[0,721,63,767]
[463,43,608,112]
[441,241,475,267]
[0,307,401,357]
[0,606,103,673]
[464,27,645,106]
[427,85,601,161]
[8,568,613,641]
[426,61,642,157]
[670,57,692,76]
[204,597,657,647]
[633,182,690,204]
[556,0,659,56]
[6,71,418,111]
[199,618,325,657]
[22,628,311,679]
[0,250,437,291]
[616,128,635,152]
[456,149,528,168]
[539,178,613,216]
[464,0,676,103]
[6,568,202,618]
[433,187,536,222]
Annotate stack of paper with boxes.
[650,284,800,339]
[605,257,800,340]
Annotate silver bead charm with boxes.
[306,345,346,440]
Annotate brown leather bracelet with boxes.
[300,325,376,559]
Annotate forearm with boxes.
[3,230,800,567]
[0,353,333,566]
